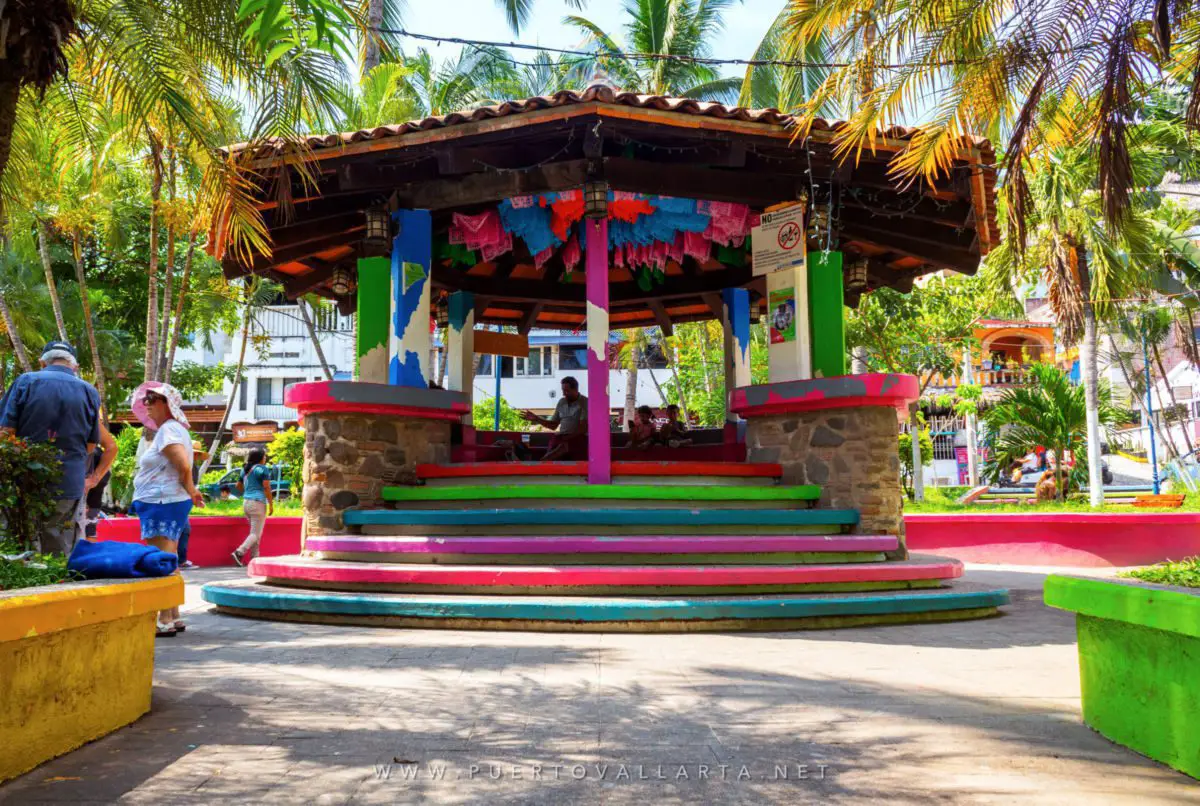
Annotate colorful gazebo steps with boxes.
[200,580,1010,633]
[381,483,820,508]
[247,555,961,595]
[305,534,898,566]
[416,461,785,480]
[343,507,860,536]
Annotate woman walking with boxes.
[231,447,274,567]
[129,382,204,637]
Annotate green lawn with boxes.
[195,499,303,517]
[904,486,1200,514]
[1121,558,1200,588]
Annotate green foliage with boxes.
[0,433,64,551]
[168,361,237,402]
[236,0,355,66]
[1122,557,1200,588]
[110,426,144,507]
[898,428,934,500]
[905,487,1200,514]
[0,539,78,591]
[200,469,227,487]
[847,274,1019,388]
[197,498,303,517]
[473,396,529,431]
[267,427,306,488]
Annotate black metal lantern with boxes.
[846,258,869,291]
[584,180,609,219]
[330,266,354,296]
[364,207,392,254]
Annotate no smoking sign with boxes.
[777,221,802,250]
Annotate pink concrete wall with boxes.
[905,513,1200,567]
[96,516,302,567]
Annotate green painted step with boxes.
[383,483,821,503]
[344,508,858,527]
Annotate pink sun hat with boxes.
[131,381,190,429]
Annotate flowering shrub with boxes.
[0,432,63,550]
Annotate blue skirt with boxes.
[131,499,193,543]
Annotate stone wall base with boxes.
[746,406,905,555]
[303,412,451,537]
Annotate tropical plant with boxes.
[109,425,144,507]
[897,425,933,500]
[473,395,529,431]
[982,363,1127,500]
[566,0,743,100]
[0,431,63,550]
[738,4,831,112]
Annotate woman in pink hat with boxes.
[130,381,204,636]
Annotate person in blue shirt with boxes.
[231,447,275,566]
[0,341,102,555]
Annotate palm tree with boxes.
[738,5,831,112]
[497,0,587,33]
[985,122,1200,505]
[566,0,743,100]
[983,363,1126,500]
[779,0,1200,232]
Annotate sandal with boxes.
[173,621,187,633]
[156,622,177,638]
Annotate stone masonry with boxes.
[301,412,452,539]
[746,406,905,552]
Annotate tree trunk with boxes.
[909,406,924,502]
[157,224,175,378]
[298,298,333,380]
[851,346,868,374]
[71,231,107,417]
[363,0,385,73]
[1076,248,1105,507]
[698,323,713,395]
[37,223,69,342]
[1152,340,1195,456]
[669,342,690,425]
[1110,332,1178,461]
[162,233,197,384]
[624,364,638,427]
[143,143,163,382]
[0,290,30,372]
[200,291,252,477]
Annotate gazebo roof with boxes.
[219,85,999,331]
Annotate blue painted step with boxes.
[343,508,860,527]
[201,579,1008,624]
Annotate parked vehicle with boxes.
[199,464,292,500]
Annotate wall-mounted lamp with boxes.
[330,266,354,296]
[363,207,392,255]
[584,180,609,219]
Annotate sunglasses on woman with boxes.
[143,394,166,406]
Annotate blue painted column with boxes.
[722,287,751,423]
[389,209,433,387]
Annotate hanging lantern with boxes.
[809,203,831,234]
[846,258,869,291]
[330,266,354,296]
[584,180,609,219]
[363,207,392,255]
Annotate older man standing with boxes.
[0,341,102,555]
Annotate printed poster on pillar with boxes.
[768,287,796,344]
[751,202,807,276]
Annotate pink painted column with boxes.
[586,217,611,484]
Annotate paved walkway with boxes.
[2,566,1197,804]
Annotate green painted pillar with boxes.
[356,256,391,383]
[808,250,846,378]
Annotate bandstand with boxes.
[201,86,1009,630]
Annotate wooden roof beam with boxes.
[648,299,674,336]
[518,302,545,335]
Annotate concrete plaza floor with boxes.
[2,565,1197,804]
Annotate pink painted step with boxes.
[306,534,898,556]
[248,556,962,589]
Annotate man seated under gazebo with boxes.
[519,376,588,461]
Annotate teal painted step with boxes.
[382,484,820,503]
[344,508,859,528]
[201,579,1009,628]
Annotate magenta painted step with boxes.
[305,534,899,556]
[248,556,961,588]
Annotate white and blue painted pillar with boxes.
[389,209,433,388]
[447,291,475,395]
[722,287,751,423]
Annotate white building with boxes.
[182,303,673,427]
